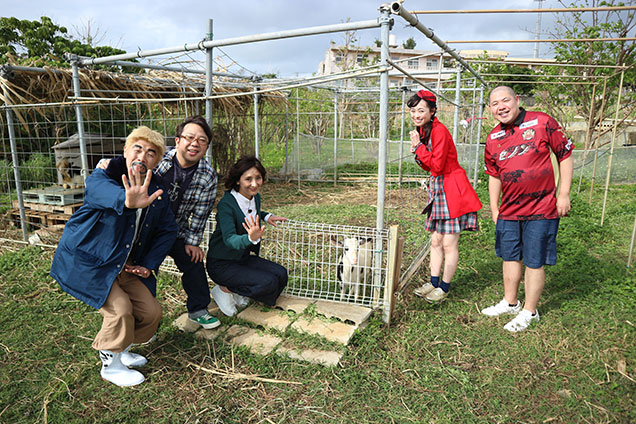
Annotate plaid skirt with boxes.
[424,175,479,234]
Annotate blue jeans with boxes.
[170,238,210,316]
[495,219,559,269]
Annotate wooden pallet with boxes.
[9,208,72,228]
[22,187,84,206]
[12,200,82,215]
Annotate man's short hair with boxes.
[125,126,166,157]
[176,116,213,142]
[489,85,516,101]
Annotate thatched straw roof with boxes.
[0,64,285,115]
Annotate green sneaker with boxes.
[189,313,221,329]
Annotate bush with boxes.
[20,153,55,189]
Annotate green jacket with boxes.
[207,191,269,261]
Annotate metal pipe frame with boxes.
[390,1,488,88]
[2,90,29,242]
[205,19,215,165]
[472,86,485,186]
[452,65,462,142]
[79,19,382,66]
[70,60,90,182]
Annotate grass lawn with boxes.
[0,177,634,423]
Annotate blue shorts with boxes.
[495,219,559,269]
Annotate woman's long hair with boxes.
[407,93,437,145]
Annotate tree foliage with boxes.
[474,52,538,96]
[402,37,417,49]
[0,16,129,70]
[536,0,635,141]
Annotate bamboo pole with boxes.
[446,37,636,44]
[600,70,625,226]
[577,84,596,194]
[628,212,636,268]
[412,6,635,14]
[589,78,608,204]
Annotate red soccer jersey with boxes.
[484,109,573,220]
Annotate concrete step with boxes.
[172,294,374,367]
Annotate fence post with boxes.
[254,87,260,159]
[472,85,485,187]
[333,89,338,186]
[601,69,624,226]
[70,58,89,182]
[452,64,462,143]
[398,82,406,187]
[1,97,29,242]
[383,225,401,325]
[205,18,214,165]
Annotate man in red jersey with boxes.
[481,86,573,332]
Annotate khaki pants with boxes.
[92,271,162,352]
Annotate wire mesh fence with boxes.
[160,216,396,310]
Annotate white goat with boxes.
[331,236,373,302]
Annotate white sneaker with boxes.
[481,298,522,317]
[414,283,435,298]
[504,309,540,332]
[211,285,237,317]
[233,293,250,309]
[121,344,147,368]
[99,350,145,387]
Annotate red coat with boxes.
[414,117,482,219]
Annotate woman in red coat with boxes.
[408,90,482,303]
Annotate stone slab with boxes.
[274,295,315,314]
[291,317,357,345]
[194,325,227,341]
[236,306,292,332]
[277,346,342,367]
[313,300,373,326]
[224,325,282,355]
[206,300,222,316]
[173,313,201,333]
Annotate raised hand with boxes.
[242,214,265,242]
[122,164,163,209]
[409,130,420,153]
[266,214,288,227]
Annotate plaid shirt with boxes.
[155,148,217,246]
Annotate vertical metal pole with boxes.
[472,85,485,187]
[600,70,624,226]
[376,5,391,232]
[296,88,300,189]
[284,95,289,179]
[333,90,338,186]
[71,60,89,182]
[436,52,443,91]
[205,19,214,165]
[3,102,29,242]
[254,88,260,159]
[452,65,462,143]
[377,5,391,323]
[398,82,406,187]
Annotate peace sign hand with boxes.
[243,214,265,242]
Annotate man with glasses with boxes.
[156,115,220,329]
[99,116,220,329]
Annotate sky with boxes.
[1,0,585,77]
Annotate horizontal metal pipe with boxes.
[80,19,382,66]
[390,2,488,87]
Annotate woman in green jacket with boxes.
[206,156,288,316]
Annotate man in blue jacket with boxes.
[50,126,177,387]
